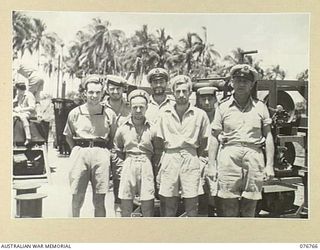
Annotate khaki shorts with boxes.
[69,146,110,195]
[158,149,201,198]
[118,155,154,201]
[217,145,265,200]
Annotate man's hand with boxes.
[205,161,218,182]
[263,165,275,181]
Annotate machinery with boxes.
[193,77,308,218]
[13,118,51,181]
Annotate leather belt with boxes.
[74,140,107,148]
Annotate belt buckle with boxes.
[89,141,94,147]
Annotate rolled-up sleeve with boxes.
[262,103,272,126]
[211,106,223,131]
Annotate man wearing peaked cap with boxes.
[63,74,117,217]
[145,68,173,124]
[115,88,161,217]
[210,64,274,217]
[230,64,259,83]
[196,86,218,123]
[147,68,169,83]
[101,74,131,216]
[196,86,218,217]
[155,75,212,217]
[145,68,173,210]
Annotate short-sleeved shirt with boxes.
[156,104,211,150]
[101,97,131,127]
[145,95,174,124]
[211,95,272,146]
[13,91,36,117]
[63,104,117,141]
[114,117,156,156]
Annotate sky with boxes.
[16,11,309,96]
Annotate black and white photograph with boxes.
[11,11,309,219]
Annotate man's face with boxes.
[108,84,123,100]
[174,83,191,105]
[150,78,167,95]
[232,77,254,95]
[131,96,147,120]
[198,94,216,112]
[85,83,103,105]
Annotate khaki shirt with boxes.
[101,97,131,127]
[114,117,156,156]
[63,104,117,141]
[211,95,272,146]
[156,104,211,150]
[145,95,174,124]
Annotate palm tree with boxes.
[153,28,173,68]
[76,18,126,75]
[192,27,220,77]
[122,25,158,85]
[265,65,286,80]
[12,11,34,58]
[41,32,63,77]
[224,47,245,66]
[31,18,47,67]
[296,69,308,81]
[178,32,197,73]
[64,31,91,78]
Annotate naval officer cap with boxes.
[197,86,218,96]
[128,89,150,103]
[106,75,127,87]
[147,68,169,83]
[230,64,259,83]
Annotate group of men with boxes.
[63,64,275,218]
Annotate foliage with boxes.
[13,13,306,85]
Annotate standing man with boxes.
[13,82,36,145]
[145,68,174,124]
[156,75,211,217]
[210,64,275,217]
[102,75,131,214]
[196,87,218,216]
[64,74,117,217]
[145,68,174,211]
[115,89,161,217]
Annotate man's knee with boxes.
[160,196,179,217]
[218,198,240,217]
[184,197,198,217]
[121,199,133,217]
[72,193,86,208]
[92,193,106,208]
[141,199,154,217]
[240,198,257,217]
